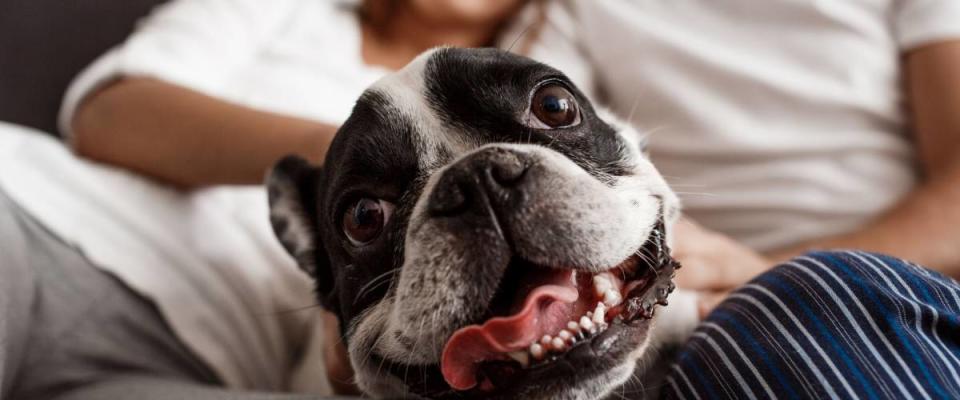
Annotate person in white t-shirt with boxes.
[1,0,958,399]
[565,1,960,315]
[554,2,960,398]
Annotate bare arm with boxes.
[72,78,337,188]
[770,41,960,278]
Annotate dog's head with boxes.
[268,48,680,399]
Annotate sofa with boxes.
[0,0,166,136]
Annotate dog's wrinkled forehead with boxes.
[324,47,626,194]
[316,48,634,322]
[347,48,560,169]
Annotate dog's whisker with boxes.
[403,314,430,387]
[370,319,397,381]
[258,302,323,316]
[640,125,668,137]
[630,380,645,399]
[350,302,393,381]
[503,23,531,54]
[634,248,656,269]
[666,183,710,187]
[354,268,400,305]
[624,97,642,124]
[672,191,720,197]
[425,308,441,386]
[503,7,545,56]
[611,387,629,400]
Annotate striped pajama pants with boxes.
[662,251,960,400]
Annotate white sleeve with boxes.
[58,0,301,140]
[894,0,960,51]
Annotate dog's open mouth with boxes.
[439,218,680,393]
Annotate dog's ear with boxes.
[267,156,337,309]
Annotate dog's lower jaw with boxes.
[349,226,682,398]
[589,362,643,400]
[529,363,637,400]
[358,375,413,400]
[346,290,697,400]
[481,326,657,400]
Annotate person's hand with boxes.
[695,291,729,319]
[671,218,774,316]
[672,218,772,291]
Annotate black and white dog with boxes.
[267,48,698,399]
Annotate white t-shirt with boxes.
[571,0,960,251]
[0,0,589,393]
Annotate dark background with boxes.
[0,0,165,136]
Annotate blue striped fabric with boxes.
[662,250,960,400]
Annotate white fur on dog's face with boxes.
[268,48,683,399]
[374,144,668,361]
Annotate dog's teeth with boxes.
[551,337,567,351]
[593,275,613,297]
[508,350,530,368]
[540,335,553,346]
[558,329,573,342]
[586,311,593,318]
[593,303,606,325]
[567,321,581,332]
[530,343,545,360]
[595,301,606,312]
[603,289,622,307]
[579,315,595,332]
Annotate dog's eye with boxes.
[343,198,394,246]
[526,84,581,129]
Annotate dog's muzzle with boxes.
[406,147,681,393]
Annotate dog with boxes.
[267,48,698,399]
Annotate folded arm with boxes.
[66,0,338,188]
[72,78,335,188]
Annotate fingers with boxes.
[674,256,725,290]
[671,218,773,291]
[675,252,770,291]
[669,217,705,258]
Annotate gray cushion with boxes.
[0,0,167,137]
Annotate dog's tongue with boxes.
[440,269,580,391]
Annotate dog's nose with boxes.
[428,147,531,216]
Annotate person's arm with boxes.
[58,0,334,187]
[72,78,335,187]
[770,41,960,278]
